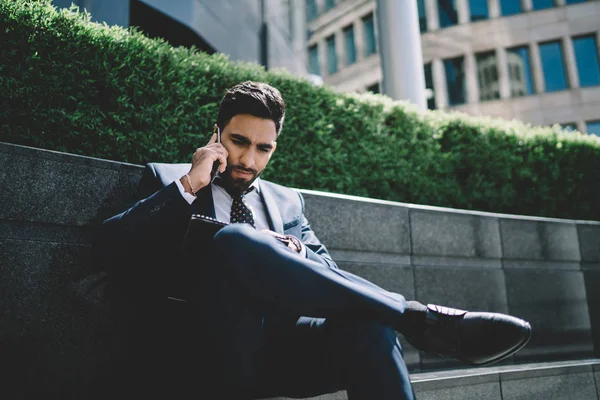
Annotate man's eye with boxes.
[258,148,270,153]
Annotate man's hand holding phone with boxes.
[181,131,227,195]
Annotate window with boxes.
[476,51,500,101]
[573,35,600,87]
[565,0,588,4]
[306,0,318,21]
[438,0,458,28]
[367,82,380,94]
[539,41,568,92]
[586,120,600,136]
[308,44,320,75]
[532,0,555,10]
[560,123,577,131]
[444,56,466,106]
[424,63,436,109]
[343,25,356,66]
[468,0,489,21]
[324,0,335,11]
[326,35,337,75]
[418,0,427,33]
[499,0,522,16]
[363,13,377,57]
[507,46,535,97]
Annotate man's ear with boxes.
[270,141,277,156]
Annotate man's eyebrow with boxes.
[230,133,251,144]
[230,133,274,149]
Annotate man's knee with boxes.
[214,223,257,250]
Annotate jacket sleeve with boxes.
[296,191,338,270]
[93,164,193,289]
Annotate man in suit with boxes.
[97,81,531,399]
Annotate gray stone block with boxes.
[0,219,94,245]
[501,372,597,400]
[413,267,508,313]
[500,219,543,260]
[0,144,143,227]
[411,255,502,269]
[302,192,410,254]
[505,269,594,361]
[595,366,600,399]
[329,249,410,266]
[578,223,600,262]
[410,209,501,258]
[337,262,415,299]
[415,382,501,400]
[584,270,600,357]
[0,238,111,395]
[501,219,582,262]
[541,222,581,261]
[502,259,581,270]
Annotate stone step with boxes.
[267,359,600,400]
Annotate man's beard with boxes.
[219,164,261,193]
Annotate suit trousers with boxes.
[187,224,416,400]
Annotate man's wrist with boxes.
[179,175,197,196]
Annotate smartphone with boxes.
[210,125,222,182]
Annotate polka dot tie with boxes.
[229,187,256,228]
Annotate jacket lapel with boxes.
[259,181,284,234]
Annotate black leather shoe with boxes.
[404,304,532,366]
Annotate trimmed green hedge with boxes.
[2,0,600,220]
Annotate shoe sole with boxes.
[461,323,532,367]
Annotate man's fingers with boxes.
[207,133,217,145]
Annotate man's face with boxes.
[219,113,278,192]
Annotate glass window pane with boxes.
[587,120,600,136]
[573,35,600,87]
[444,56,466,106]
[560,123,577,131]
[306,0,318,21]
[343,25,356,66]
[507,46,535,96]
[499,0,522,16]
[476,51,500,101]
[539,41,568,92]
[309,45,320,75]
[532,0,555,10]
[418,0,428,33]
[363,13,377,56]
[468,0,489,21]
[326,35,337,74]
[424,63,436,109]
[565,0,587,4]
[438,0,458,28]
[367,82,380,94]
[324,0,335,11]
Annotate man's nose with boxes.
[239,149,255,168]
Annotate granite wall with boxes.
[1,141,599,396]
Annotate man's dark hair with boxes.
[217,81,286,137]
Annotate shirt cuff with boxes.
[175,178,196,205]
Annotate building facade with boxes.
[52,0,309,76]
[306,0,600,135]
